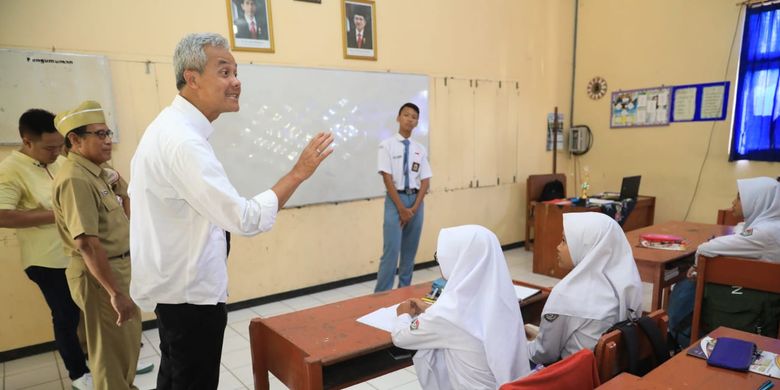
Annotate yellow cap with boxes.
[54,100,106,135]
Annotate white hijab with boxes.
[424,225,530,386]
[543,212,643,321]
[738,177,780,228]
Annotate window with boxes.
[731,3,780,162]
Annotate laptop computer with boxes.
[602,175,641,201]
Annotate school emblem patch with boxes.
[544,314,559,322]
[740,228,754,237]
[410,318,420,330]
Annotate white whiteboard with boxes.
[0,48,117,145]
[210,65,429,207]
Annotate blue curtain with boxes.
[731,3,780,162]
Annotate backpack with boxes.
[540,179,565,201]
[605,314,670,376]
[702,283,780,337]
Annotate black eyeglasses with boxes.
[83,130,114,140]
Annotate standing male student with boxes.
[0,109,92,387]
[375,103,432,292]
[129,32,333,389]
[52,100,142,389]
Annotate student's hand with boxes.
[111,293,138,326]
[524,323,539,340]
[290,132,334,181]
[397,300,415,316]
[686,265,697,279]
[399,207,414,225]
[409,298,431,315]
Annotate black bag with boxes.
[539,179,564,201]
[702,283,780,337]
[606,313,670,376]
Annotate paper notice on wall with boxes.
[673,87,697,121]
[700,85,726,119]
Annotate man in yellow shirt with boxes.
[0,109,91,387]
[52,101,141,390]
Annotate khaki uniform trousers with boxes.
[66,256,141,390]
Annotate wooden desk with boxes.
[643,327,780,389]
[532,196,656,277]
[625,221,734,311]
[598,373,671,389]
[249,281,550,390]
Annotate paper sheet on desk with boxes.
[514,285,540,301]
[356,304,400,332]
[587,198,617,205]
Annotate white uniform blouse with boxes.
[527,314,615,364]
[393,313,496,390]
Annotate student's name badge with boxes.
[411,162,420,172]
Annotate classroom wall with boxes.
[572,0,778,224]
[0,0,575,352]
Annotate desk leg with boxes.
[650,268,663,312]
[249,320,270,390]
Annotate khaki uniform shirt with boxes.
[0,151,69,269]
[52,152,129,258]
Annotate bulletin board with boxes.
[0,48,117,145]
[670,81,730,122]
[610,87,671,128]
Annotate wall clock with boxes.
[587,76,608,100]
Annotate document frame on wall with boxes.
[610,86,671,128]
[670,81,730,122]
[226,0,275,53]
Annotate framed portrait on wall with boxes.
[226,0,274,53]
[341,0,377,60]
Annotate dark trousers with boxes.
[24,266,89,380]
[155,303,228,390]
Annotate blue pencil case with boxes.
[706,337,756,371]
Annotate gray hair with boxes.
[173,33,229,91]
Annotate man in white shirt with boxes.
[375,103,432,292]
[129,32,333,389]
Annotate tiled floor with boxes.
[0,248,655,389]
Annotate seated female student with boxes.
[526,212,643,365]
[669,177,780,345]
[391,225,530,389]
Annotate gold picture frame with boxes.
[341,0,377,60]
[226,0,275,53]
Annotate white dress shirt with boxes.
[377,133,432,190]
[129,95,278,312]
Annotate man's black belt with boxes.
[109,251,131,260]
[398,189,418,195]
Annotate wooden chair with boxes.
[500,349,600,390]
[716,208,743,225]
[593,309,668,383]
[525,174,566,251]
[690,255,780,343]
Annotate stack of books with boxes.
[639,233,687,251]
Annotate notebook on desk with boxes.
[600,175,641,201]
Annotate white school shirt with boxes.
[129,95,278,312]
[377,133,432,191]
[528,314,615,364]
[393,314,496,389]
[697,177,780,263]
